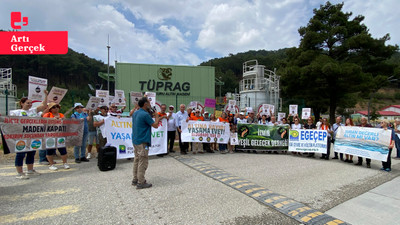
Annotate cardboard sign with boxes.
[96,90,109,107]
[114,90,126,106]
[145,92,156,107]
[47,87,67,104]
[301,108,311,120]
[130,92,143,106]
[85,96,101,110]
[289,105,298,116]
[28,76,47,103]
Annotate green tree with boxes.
[281,2,398,123]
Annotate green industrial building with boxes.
[114,62,215,109]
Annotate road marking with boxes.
[174,156,349,225]
[0,205,80,224]
[0,168,78,176]
[0,188,80,202]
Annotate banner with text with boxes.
[105,117,167,159]
[0,117,83,154]
[237,124,289,150]
[181,121,230,143]
[334,126,391,162]
[288,129,328,153]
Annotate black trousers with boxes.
[167,131,176,152]
[357,157,371,164]
[382,148,392,169]
[322,137,331,159]
[178,127,188,153]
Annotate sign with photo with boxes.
[130,92,143,106]
[85,96,101,110]
[47,87,67,104]
[114,90,126,106]
[289,105,298,116]
[145,92,156,107]
[28,76,47,103]
[301,108,311,120]
[96,90,109,107]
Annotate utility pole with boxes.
[107,35,110,91]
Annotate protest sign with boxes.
[230,132,239,145]
[0,117,83,153]
[204,98,216,108]
[237,124,289,150]
[288,129,328,153]
[130,92,142,106]
[108,95,114,106]
[28,76,47,103]
[145,92,156,107]
[278,113,286,123]
[113,90,126,107]
[85,96,101,110]
[96,90,109,107]
[181,121,230,143]
[214,110,222,118]
[47,87,67,104]
[289,105,298,116]
[105,117,167,159]
[301,108,311,120]
[261,104,271,116]
[334,126,392,161]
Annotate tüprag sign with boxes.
[138,68,190,96]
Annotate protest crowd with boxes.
[1,87,399,190]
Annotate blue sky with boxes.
[1,0,399,66]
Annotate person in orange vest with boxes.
[186,109,204,154]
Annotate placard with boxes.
[130,92,143,106]
[145,92,156,107]
[113,90,126,107]
[47,87,67,104]
[28,76,47,103]
[85,96,101,110]
[289,105,298,116]
[301,108,311,120]
[204,98,216,108]
[96,90,109,107]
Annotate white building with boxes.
[238,60,280,114]
[0,68,18,115]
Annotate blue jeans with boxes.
[395,134,400,158]
[15,151,36,167]
[74,131,88,159]
[39,150,48,162]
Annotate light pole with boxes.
[107,35,110,91]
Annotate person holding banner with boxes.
[157,104,169,157]
[132,97,161,189]
[332,117,344,160]
[320,118,333,160]
[187,109,205,154]
[218,112,229,154]
[355,117,372,168]
[210,114,218,151]
[42,103,70,170]
[291,117,302,155]
[86,109,99,159]
[344,118,354,163]
[304,117,317,158]
[10,92,48,179]
[246,110,257,124]
[93,106,109,149]
[394,118,400,158]
[380,120,395,172]
[203,111,213,153]
[259,115,268,125]
[71,103,90,163]
[236,112,247,124]
[176,104,189,155]
[109,103,126,117]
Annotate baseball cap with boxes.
[169,105,174,109]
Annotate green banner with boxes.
[237,124,289,150]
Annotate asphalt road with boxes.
[0,150,399,225]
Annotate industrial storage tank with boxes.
[238,60,280,114]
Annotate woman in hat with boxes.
[9,90,48,179]
[71,103,90,163]
[42,102,70,170]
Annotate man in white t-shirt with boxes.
[93,106,109,149]
[236,112,247,124]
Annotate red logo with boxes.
[0,12,68,55]
[11,12,28,30]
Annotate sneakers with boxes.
[80,157,89,162]
[63,163,70,169]
[132,179,138,186]
[16,173,29,179]
[385,168,391,172]
[49,165,58,171]
[26,170,41,176]
[87,153,92,159]
[136,182,152,189]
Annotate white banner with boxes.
[28,76,47,103]
[288,129,328,153]
[105,117,167,159]
[96,90,109,107]
[114,90,126,107]
[85,96,101,110]
[334,126,391,162]
[181,121,230,143]
[47,87,67,104]
[289,105,298,116]
[301,108,311,120]
[130,92,143,106]
[145,92,156,107]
